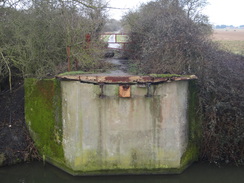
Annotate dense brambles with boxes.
[199,51,244,165]
[123,0,244,165]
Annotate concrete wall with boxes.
[61,81,189,172]
[25,78,199,175]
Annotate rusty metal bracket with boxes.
[99,83,106,98]
[145,83,152,98]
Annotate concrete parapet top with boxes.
[56,74,197,84]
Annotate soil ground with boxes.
[100,58,131,76]
[0,81,39,166]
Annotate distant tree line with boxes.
[215,25,244,29]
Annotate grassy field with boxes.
[101,34,110,42]
[101,34,130,43]
[212,29,244,55]
[116,35,130,43]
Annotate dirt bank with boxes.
[0,81,39,166]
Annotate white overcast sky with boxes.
[107,0,244,26]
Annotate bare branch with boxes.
[0,51,12,92]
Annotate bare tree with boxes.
[0,0,108,85]
[179,0,208,21]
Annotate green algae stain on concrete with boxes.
[24,76,200,176]
[60,80,193,175]
[188,80,202,142]
[149,74,181,78]
[25,78,64,165]
[0,153,5,166]
[179,80,202,171]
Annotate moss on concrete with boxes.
[54,150,185,176]
[188,80,202,143]
[47,162,185,176]
[180,143,198,171]
[149,74,181,78]
[58,71,92,76]
[61,145,184,174]
[25,78,64,165]
[179,80,202,170]
[0,153,5,166]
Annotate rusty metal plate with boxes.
[119,85,131,98]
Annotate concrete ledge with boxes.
[56,74,197,84]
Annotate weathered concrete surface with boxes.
[25,76,199,175]
[61,81,189,172]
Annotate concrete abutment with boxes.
[24,74,200,175]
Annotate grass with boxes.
[216,40,244,56]
[149,74,181,77]
[116,35,130,43]
[101,35,110,42]
[101,34,130,43]
[58,71,92,76]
